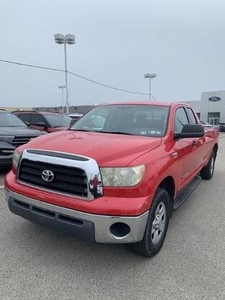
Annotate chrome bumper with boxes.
[5,188,149,244]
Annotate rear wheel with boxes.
[130,188,170,258]
[200,150,216,180]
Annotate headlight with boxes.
[100,165,145,187]
[12,150,22,169]
[0,135,14,142]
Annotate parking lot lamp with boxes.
[144,73,157,100]
[58,85,66,113]
[54,33,75,114]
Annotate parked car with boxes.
[0,110,45,168]
[218,123,225,132]
[68,113,84,125]
[12,110,72,133]
[200,120,213,127]
[200,120,220,131]
[5,101,219,257]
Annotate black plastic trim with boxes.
[8,197,95,242]
[173,175,201,210]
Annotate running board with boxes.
[173,175,202,211]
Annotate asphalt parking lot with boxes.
[0,135,225,300]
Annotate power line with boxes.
[0,59,64,73]
[0,58,156,98]
[68,70,150,96]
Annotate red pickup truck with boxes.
[4,101,219,257]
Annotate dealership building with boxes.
[187,90,225,125]
[1,90,225,125]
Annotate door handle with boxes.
[192,140,197,146]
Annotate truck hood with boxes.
[0,126,44,136]
[26,130,162,166]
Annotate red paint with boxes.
[5,102,219,216]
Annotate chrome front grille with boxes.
[11,136,37,148]
[17,149,103,200]
[18,159,88,197]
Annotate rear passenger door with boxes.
[174,107,200,191]
[185,107,206,170]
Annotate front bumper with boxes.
[0,141,14,168]
[0,156,12,168]
[5,188,149,244]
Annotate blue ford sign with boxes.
[209,96,221,102]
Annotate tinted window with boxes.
[71,105,169,137]
[186,108,197,124]
[0,113,27,127]
[30,114,46,125]
[44,114,72,127]
[174,108,189,133]
[17,114,31,124]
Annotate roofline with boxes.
[12,110,67,115]
[96,101,189,107]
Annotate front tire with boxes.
[200,150,216,180]
[130,188,170,258]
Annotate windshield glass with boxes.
[44,114,72,127]
[70,105,169,137]
[0,113,28,127]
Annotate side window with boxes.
[174,108,189,133]
[186,108,197,124]
[30,114,46,125]
[18,114,31,124]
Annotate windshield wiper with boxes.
[70,128,93,132]
[94,130,133,135]
[70,129,133,135]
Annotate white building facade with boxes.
[187,90,225,125]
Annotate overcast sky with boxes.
[0,0,225,108]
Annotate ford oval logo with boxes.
[42,170,54,182]
[209,96,221,102]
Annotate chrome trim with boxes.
[18,149,103,201]
[172,152,178,159]
[5,188,149,243]
[41,169,54,182]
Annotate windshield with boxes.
[0,113,28,127]
[44,114,72,127]
[70,105,169,137]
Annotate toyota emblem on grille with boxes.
[42,170,54,182]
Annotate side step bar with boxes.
[173,175,202,211]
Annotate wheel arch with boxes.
[158,176,175,218]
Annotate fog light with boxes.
[110,222,131,238]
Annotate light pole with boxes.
[58,85,66,113]
[144,73,157,100]
[54,33,75,114]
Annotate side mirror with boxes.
[174,124,204,139]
